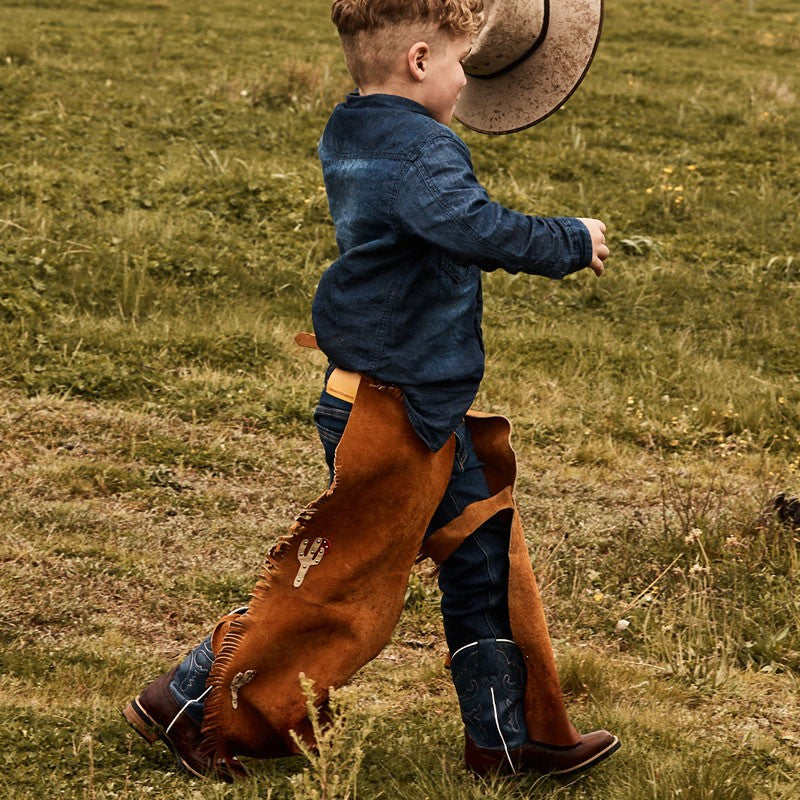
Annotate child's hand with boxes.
[578,218,610,276]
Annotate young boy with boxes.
[124,0,619,782]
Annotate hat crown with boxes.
[464,0,546,77]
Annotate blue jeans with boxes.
[170,387,513,712]
[314,388,512,652]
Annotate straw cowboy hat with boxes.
[455,0,603,134]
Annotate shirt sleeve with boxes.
[393,133,591,279]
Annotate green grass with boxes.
[1,0,799,797]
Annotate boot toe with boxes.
[465,729,620,777]
[540,729,620,775]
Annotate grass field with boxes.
[1,0,799,797]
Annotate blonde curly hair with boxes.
[331,0,484,86]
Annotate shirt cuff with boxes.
[557,217,593,275]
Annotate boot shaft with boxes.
[450,638,528,750]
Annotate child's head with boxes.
[331,0,483,124]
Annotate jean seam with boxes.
[453,428,468,473]
[473,534,503,639]
[440,485,470,522]
[474,533,500,585]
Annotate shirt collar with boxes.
[344,90,432,118]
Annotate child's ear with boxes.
[407,41,430,82]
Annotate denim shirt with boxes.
[312,92,591,452]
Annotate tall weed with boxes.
[288,676,373,800]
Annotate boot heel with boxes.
[122,698,159,744]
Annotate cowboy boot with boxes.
[123,612,249,780]
[451,638,620,777]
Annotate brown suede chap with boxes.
[422,410,579,748]
[200,377,578,769]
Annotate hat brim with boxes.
[454,0,603,135]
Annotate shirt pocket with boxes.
[439,252,477,284]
